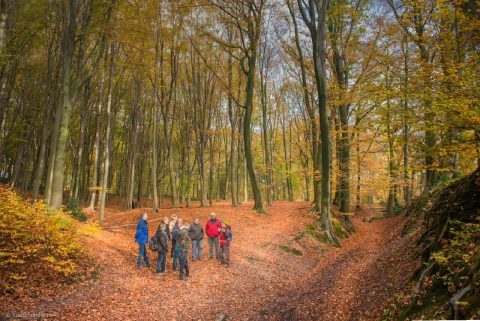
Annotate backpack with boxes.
[149,234,160,251]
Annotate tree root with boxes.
[308,206,341,247]
[444,284,472,320]
[411,261,436,306]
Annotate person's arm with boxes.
[143,221,149,237]
[188,226,193,238]
[134,222,140,240]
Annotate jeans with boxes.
[208,237,219,258]
[156,249,166,273]
[220,246,230,265]
[179,249,189,277]
[137,243,150,268]
[192,239,203,260]
[172,246,180,271]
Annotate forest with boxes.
[0,0,479,320]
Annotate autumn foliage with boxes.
[384,169,480,320]
[0,186,89,295]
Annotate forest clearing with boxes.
[2,198,407,321]
[1,0,480,320]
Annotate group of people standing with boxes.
[134,212,233,281]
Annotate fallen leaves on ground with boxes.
[1,201,410,321]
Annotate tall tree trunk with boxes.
[298,0,339,245]
[386,67,397,217]
[32,40,55,201]
[44,85,63,205]
[198,141,207,207]
[288,0,321,210]
[260,66,272,206]
[330,28,352,228]
[355,130,361,207]
[167,136,178,207]
[72,82,90,201]
[49,0,78,210]
[151,1,162,213]
[419,47,436,192]
[281,116,292,201]
[125,79,140,211]
[151,100,159,212]
[99,43,116,221]
[227,47,238,207]
[243,53,265,213]
[209,137,215,206]
[88,67,105,211]
[402,36,412,206]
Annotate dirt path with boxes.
[260,206,405,321]
[5,202,405,321]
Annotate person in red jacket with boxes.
[219,223,233,267]
[205,212,222,259]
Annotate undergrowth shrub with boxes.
[383,169,480,320]
[0,186,88,295]
[66,198,88,222]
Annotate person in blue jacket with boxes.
[135,211,150,268]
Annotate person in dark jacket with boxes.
[177,223,190,280]
[170,215,179,258]
[162,216,171,240]
[161,216,170,272]
[134,212,150,268]
[205,212,222,259]
[188,218,204,261]
[172,218,182,271]
[155,223,169,275]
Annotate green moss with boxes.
[276,244,303,256]
[304,223,330,244]
[260,241,271,248]
[247,256,263,264]
[331,218,349,239]
[65,199,88,222]
[293,231,305,242]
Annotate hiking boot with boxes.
[179,274,187,281]
[155,272,164,276]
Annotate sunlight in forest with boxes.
[0,0,479,320]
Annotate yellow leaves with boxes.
[0,186,87,292]
[10,274,26,281]
[431,252,448,265]
[77,223,102,236]
[43,255,57,263]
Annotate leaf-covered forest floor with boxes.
[1,201,410,321]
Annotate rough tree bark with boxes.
[297,0,340,245]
